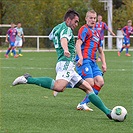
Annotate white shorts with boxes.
[15,40,23,47]
[56,61,82,88]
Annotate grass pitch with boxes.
[0,51,132,133]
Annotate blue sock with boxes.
[126,47,128,54]
[12,49,16,56]
[6,48,11,55]
[120,47,124,53]
[80,88,99,105]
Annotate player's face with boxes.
[11,23,15,28]
[128,22,132,26]
[98,16,102,22]
[86,12,97,28]
[17,23,21,28]
[67,16,79,30]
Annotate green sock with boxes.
[27,77,55,90]
[88,92,111,115]
[19,48,21,54]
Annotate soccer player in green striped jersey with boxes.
[12,9,112,119]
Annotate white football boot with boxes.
[12,74,31,86]
[77,103,93,111]
[53,91,59,97]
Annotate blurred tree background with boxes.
[0,0,133,48]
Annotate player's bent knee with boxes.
[98,81,104,87]
[78,80,93,93]
[126,45,130,48]
[94,76,104,87]
[53,82,66,92]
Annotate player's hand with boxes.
[102,63,107,73]
[5,39,8,43]
[77,58,83,67]
[23,38,25,42]
[64,50,71,57]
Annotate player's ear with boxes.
[85,16,87,21]
[67,17,71,22]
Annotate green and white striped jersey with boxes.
[49,22,75,62]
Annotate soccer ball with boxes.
[111,106,127,122]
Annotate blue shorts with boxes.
[76,60,102,79]
[123,37,130,45]
[10,42,15,47]
[100,40,104,47]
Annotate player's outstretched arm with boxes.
[108,28,116,36]
[22,34,25,42]
[76,39,83,66]
[98,47,107,73]
[5,34,9,43]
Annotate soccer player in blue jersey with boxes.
[12,9,112,119]
[75,10,107,111]
[95,15,115,61]
[118,20,133,56]
[5,22,19,58]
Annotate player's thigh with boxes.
[92,63,104,86]
[78,80,93,94]
[17,40,23,47]
[14,41,18,47]
[100,40,104,47]
[76,62,93,80]
[123,37,130,45]
[92,62,103,77]
[126,43,130,47]
[85,78,94,87]
[54,79,68,92]
[10,42,15,47]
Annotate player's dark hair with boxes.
[17,22,21,24]
[64,9,79,21]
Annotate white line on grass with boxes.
[0,67,132,71]
[0,66,54,70]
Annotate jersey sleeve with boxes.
[49,28,55,41]
[104,22,108,30]
[60,27,72,41]
[78,26,88,42]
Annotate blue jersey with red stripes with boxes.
[95,22,108,40]
[7,28,17,43]
[75,24,101,62]
[122,26,133,38]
